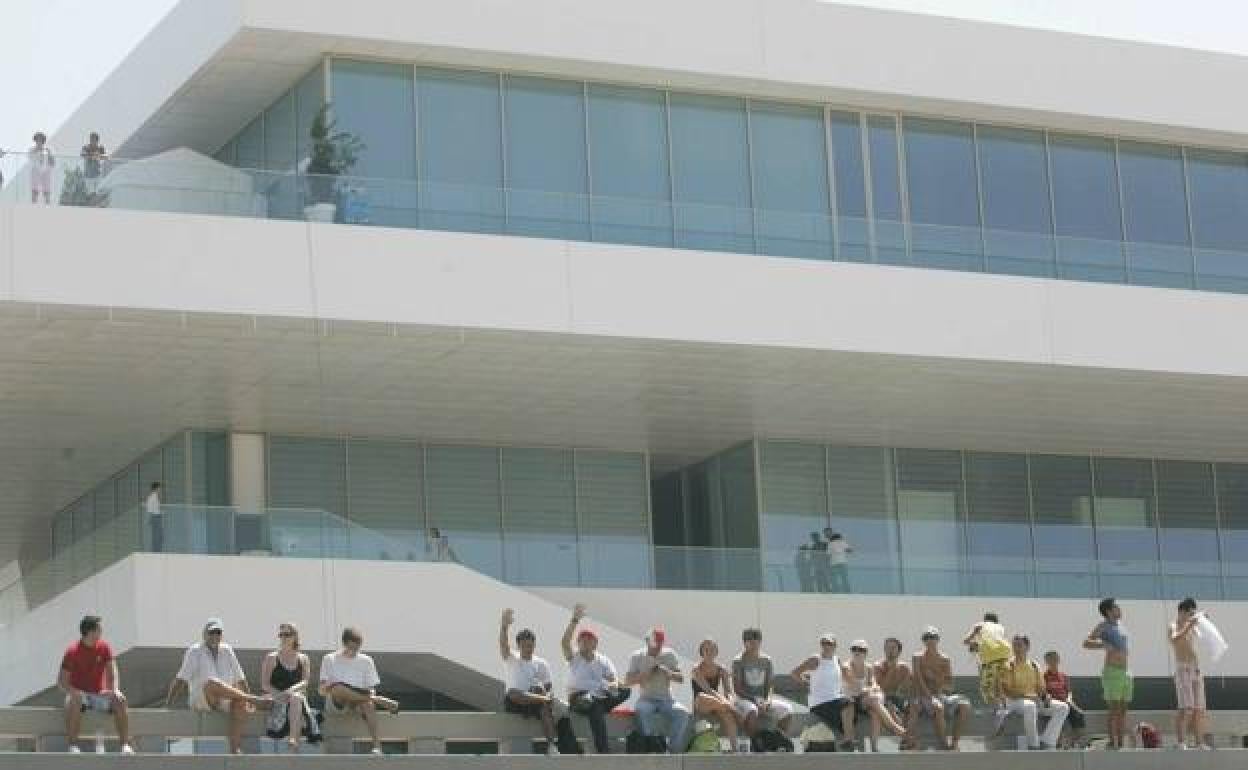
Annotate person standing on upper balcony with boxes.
[81,133,107,193]
[29,132,55,204]
[59,615,134,754]
[145,482,163,552]
[823,529,854,593]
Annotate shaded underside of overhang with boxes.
[4,299,1248,562]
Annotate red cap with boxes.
[577,628,598,642]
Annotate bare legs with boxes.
[202,679,265,754]
[693,694,741,745]
[64,692,132,752]
[327,684,386,753]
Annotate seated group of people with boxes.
[498,604,1024,755]
[59,615,397,755]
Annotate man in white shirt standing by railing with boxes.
[145,482,163,552]
[165,618,267,755]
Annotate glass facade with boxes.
[756,440,1248,600]
[203,58,1248,296]
[266,437,651,588]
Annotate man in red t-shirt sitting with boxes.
[59,615,133,754]
[1042,650,1085,749]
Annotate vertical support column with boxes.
[230,433,267,512]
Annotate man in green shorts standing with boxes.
[1083,598,1131,749]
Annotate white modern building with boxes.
[1,0,1247,747]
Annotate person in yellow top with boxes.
[995,635,1068,750]
[961,612,1011,708]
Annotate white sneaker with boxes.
[546,745,560,756]
[991,708,1009,736]
[369,746,383,756]
[120,744,135,755]
[69,746,82,753]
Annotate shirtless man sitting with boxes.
[874,638,917,749]
[911,626,970,751]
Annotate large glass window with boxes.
[1215,463,1248,599]
[895,449,965,595]
[759,442,827,593]
[749,102,832,259]
[294,65,324,166]
[1029,454,1095,597]
[503,76,589,239]
[903,118,982,271]
[332,60,418,227]
[669,94,754,253]
[1187,149,1248,292]
[964,452,1034,596]
[587,85,672,247]
[576,450,651,588]
[425,445,503,580]
[269,438,347,512]
[1050,134,1125,282]
[1118,142,1193,288]
[829,111,869,261]
[1156,461,1220,599]
[868,115,907,264]
[977,126,1054,276]
[263,91,296,172]
[502,448,578,586]
[417,68,503,233]
[1093,457,1159,599]
[346,440,424,560]
[826,446,900,594]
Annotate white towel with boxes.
[1194,614,1229,664]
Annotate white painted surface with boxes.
[1,555,1237,706]
[104,148,266,218]
[6,204,1248,379]
[0,555,644,707]
[537,587,1247,682]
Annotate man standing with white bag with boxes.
[1169,597,1228,749]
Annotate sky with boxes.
[3,0,1248,154]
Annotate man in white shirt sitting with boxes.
[318,627,398,756]
[165,618,267,755]
[501,608,572,756]
[561,603,630,754]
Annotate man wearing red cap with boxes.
[625,625,690,752]
[561,604,631,753]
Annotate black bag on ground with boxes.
[555,717,584,754]
[750,728,794,753]
[625,731,667,754]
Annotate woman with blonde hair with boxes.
[261,622,321,751]
[690,638,744,751]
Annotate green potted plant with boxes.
[59,167,110,208]
[304,103,364,222]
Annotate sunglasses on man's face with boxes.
[278,631,294,638]
[207,630,223,636]
[851,647,867,654]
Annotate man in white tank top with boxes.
[791,633,855,752]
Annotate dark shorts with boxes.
[1065,704,1086,730]
[504,696,547,720]
[810,698,851,733]
[885,694,911,715]
[851,694,873,717]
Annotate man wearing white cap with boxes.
[625,626,689,752]
[165,618,266,754]
[792,633,854,751]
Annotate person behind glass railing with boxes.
[165,618,268,755]
[823,529,854,593]
[29,132,55,204]
[59,614,134,754]
[81,133,107,194]
[145,482,163,552]
[261,622,321,752]
[426,527,458,563]
[318,626,398,756]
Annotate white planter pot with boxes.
[303,202,336,222]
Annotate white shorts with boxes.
[191,687,232,713]
[77,693,114,713]
[733,697,794,724]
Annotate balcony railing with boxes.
[4,152,1248,293]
